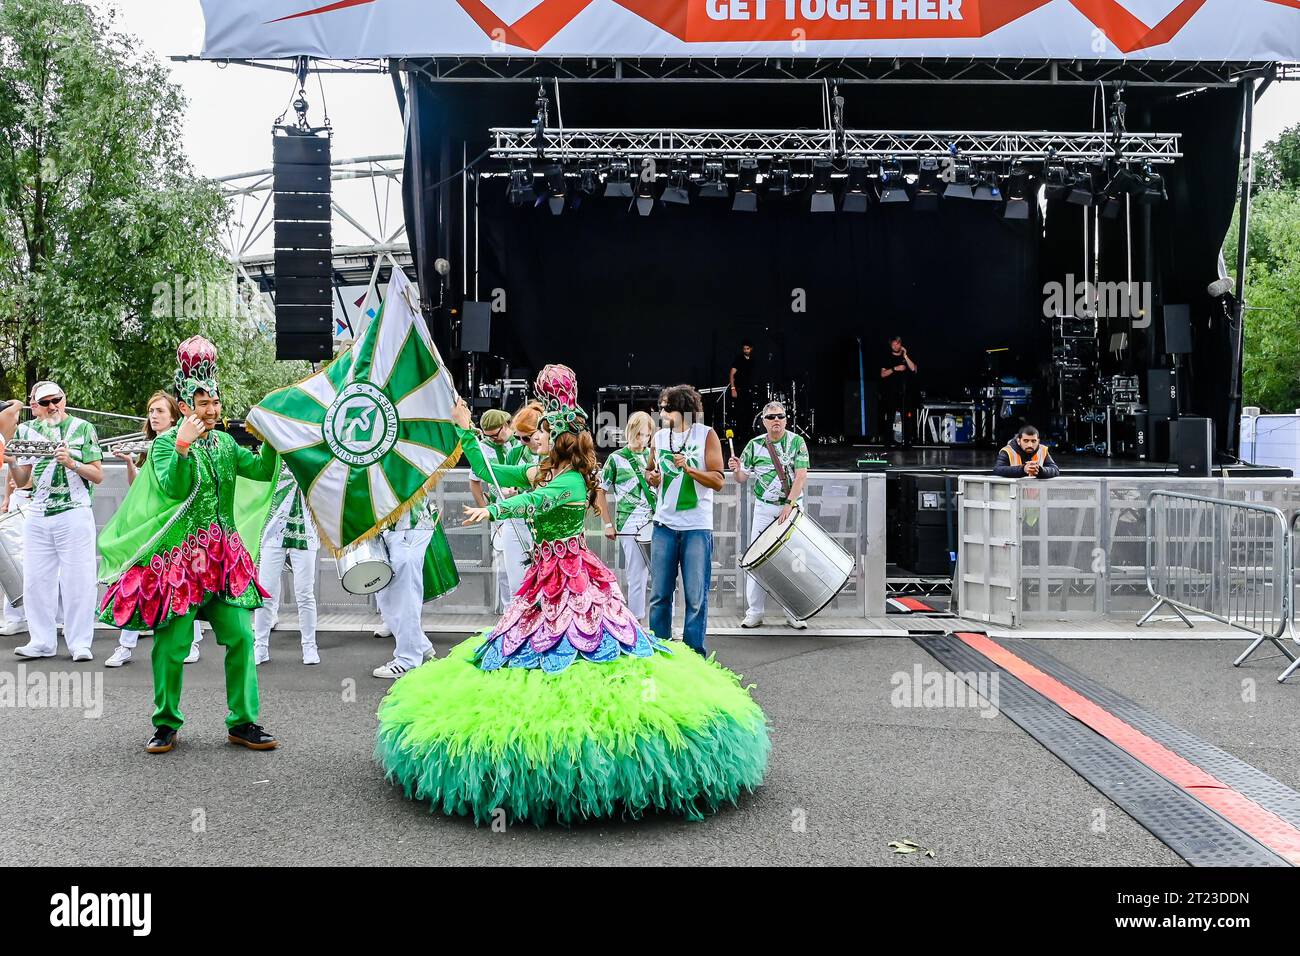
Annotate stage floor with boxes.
[802,442,1292,478]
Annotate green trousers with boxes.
[151,598,260,731]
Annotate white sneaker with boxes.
[786,617,809,630]
[183,643,201,664]
[71,649,93,663]
[14,643,53,659]
[372,659,409,680]
[421,646,436,663]
[254,643,270,666]
[0,620,27,636]
[372,623,393,639]
[105,646,133,667]
[302,642,320,665]
[740,612,764,629]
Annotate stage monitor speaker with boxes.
[461,301,492,354]
[1147,369,1179,419]
[1171,417,1213,477]
[1164,304,1193,355]
[273,127,333,361]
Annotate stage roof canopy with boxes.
[199,0,1300,63]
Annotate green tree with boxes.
[0,0,307,419]
[1227,188,1300,413]
[1255,124,1300,192]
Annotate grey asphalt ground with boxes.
[4,628,1291,866]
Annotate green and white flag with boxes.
[248,269,462,556]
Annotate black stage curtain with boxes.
[403,73,1245,448]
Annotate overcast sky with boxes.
[112,0,1297,179]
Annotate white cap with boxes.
[31,381,64,402]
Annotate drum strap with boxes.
[622,449,658,514]
[765,438,793,499]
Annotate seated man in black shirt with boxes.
[994,425,1060,479]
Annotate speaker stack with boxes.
[272,128,333,361]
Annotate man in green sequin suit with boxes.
[98,337,280,754]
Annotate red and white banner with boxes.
[199,0,1300,61]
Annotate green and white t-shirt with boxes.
[600,447,656,534]
[652,423,715,532]
[269,463,318,551]
[17,416,102,517]
[469,437,520,506]
[740,432,810,504]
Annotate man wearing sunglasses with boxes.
[729,401,810,630]
[9,381,103,662]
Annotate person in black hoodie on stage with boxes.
[993,426,1059,479]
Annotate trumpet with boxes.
[107,440,154,456]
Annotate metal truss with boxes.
[215,154,410,335]
[401,56,1283,87]
[488,127,1182,164]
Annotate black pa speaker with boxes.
[273,127,333,361]
[1147,368,1179,418]
[461,301,492,354]
[1164,304,1193,355]
[1171,417,1213,477]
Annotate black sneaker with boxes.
[146,726,178,754]
[227,723,278,751]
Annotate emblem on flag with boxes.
[247,269,462,555]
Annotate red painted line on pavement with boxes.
[954,632,1300,865]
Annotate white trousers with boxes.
[254,541,318,646]
[24,507,96,655]
[744,500,791,619]
[376,529,433,669]
[495,518,531,605]
[3,489,30,623]
[618,535,650,620]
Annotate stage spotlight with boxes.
[699,158,729,200]
[767,157,793,197]
[541,163,567,215]
[733,158,759,212]
[1139,166,1167,205]
[1044,162,1070,201]
[973,165,1003,202]
[634,164,656,216]
[1067,167,1099,206]
[604,158,633,198]
[810,158,836,213]
[913,157,941,211]
[842,157,871,213]
[508,161,536,205]
[578,161,599,196]
[944,160,973,200]
[1002,163,1031,220]
[878,160,910,204]
[661,158,691,206]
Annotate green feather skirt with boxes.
[375,637,770,825]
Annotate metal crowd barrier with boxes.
[1140,490,1299,682]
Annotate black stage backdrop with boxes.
[403,75,1245,448]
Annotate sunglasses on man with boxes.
[36,397,64,407]
[764,413,786,421]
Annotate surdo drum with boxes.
[739,504,854,621]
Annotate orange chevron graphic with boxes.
[1065,0,1210,53]
[267,0,377,25]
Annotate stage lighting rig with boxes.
[1044,159,1071,201]
[604,158,634,198]
[634,162,656,216]
[810,158,836,213]
[973,164,1003,202]
[913,158,941,211]
[1138,165,1167,204]
[542,163,567,215]
[732,158,759,212]
[842,157,871,213]
[578,161,599,196]
[508,161,536,205]
[767,157,793,197]
[662,158,691,206]
[699,158,729,200]
[1067,166,1100,206]
[1002,163,1031,220]
[944,159,974,200]
[879,160,910,205]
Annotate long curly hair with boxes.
[536,427,600,509]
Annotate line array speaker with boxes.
[273,127,333,361]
